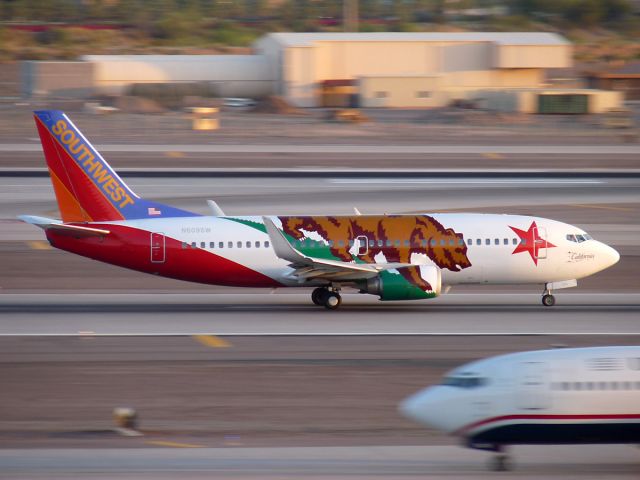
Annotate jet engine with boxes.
[362,265,441,301]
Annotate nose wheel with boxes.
[489,453,512,472]
[488,446,512,471]
[542,286,556,307]
[311,287,342,310]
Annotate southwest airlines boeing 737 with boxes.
[20,111,619,309]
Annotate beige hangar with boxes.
[253,32,572,108]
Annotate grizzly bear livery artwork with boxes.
[279,215,473,294]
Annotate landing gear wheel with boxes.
[489,454,512,472]
[542,294,556,307]
[322,291,342,310]
[311,287,326,306]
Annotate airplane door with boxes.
[516,361,550,410]
[150,232,166,263]
[534,226,548,260]
[355,235,368,256]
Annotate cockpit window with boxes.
[441,374,488,389]
[567,233,592,243]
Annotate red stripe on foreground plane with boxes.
[20,110,620,309]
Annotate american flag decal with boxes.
[148,207,161,216]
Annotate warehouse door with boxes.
[538,94,588,114]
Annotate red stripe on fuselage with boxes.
[457,413,640,437]
[45,224,282,288]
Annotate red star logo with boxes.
[509,221,556,265]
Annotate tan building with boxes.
[253,32,572,108]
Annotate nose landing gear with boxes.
[542,285,556,307]
[311,287,342,310]
[488,446,512,471]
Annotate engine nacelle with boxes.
[362,265,441,301]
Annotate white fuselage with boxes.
[107,213,619,288]
[401,346,640,448]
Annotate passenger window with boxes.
[503,238,508,245]
[449,239,455,246]
[265,241,270,248]
[371,240,377,247]
[562,382,570,390]
[485,238,490,245]
[430,239,436,247]
[210,242,215,248]
[520,238,527,245]
[458,239,464,246]
[386,240,392,247]
[191,242,196,248]
[476,239,481,246]
[421,239,427,247]
[255,241,260,248]
[395,240,400,247]
[182,242,187,249]
[404,240,410,247]
[467,239,472,246]
[379,240,385,247]
[494,238,499,245]
[228,241,233,248]
[246,241,251,248]
[237,241,242,248]
[512,238,518,245]
[219,242,224,248]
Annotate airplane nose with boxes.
[601,243,620,269]
[399,387,451,432]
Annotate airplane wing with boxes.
[18,215,110,237]
[262,217,413,281]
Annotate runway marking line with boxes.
[146,440,204,448]
[26,241,51,250]
[570,203,633,212]
[193,334,231,348]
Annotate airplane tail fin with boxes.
[33,110,197,222]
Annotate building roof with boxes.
[261,32,570,47]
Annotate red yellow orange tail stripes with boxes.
[34,110,199,221]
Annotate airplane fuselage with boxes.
[45,213,618,292]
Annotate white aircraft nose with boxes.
[602,243,620,268]
[399,387,453,433]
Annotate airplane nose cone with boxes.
[601,243,620,269]
[399,387,450,432]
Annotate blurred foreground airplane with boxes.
[401,346,640,471]
[21,110,619,309]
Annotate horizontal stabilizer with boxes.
[18,215,110,237]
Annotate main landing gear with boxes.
[311,287,342,310]
[542,285,556,307]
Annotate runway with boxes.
[1,293,639,335]
[2,445,640,479]
[1,334,640,478]
[3,142,640,154]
